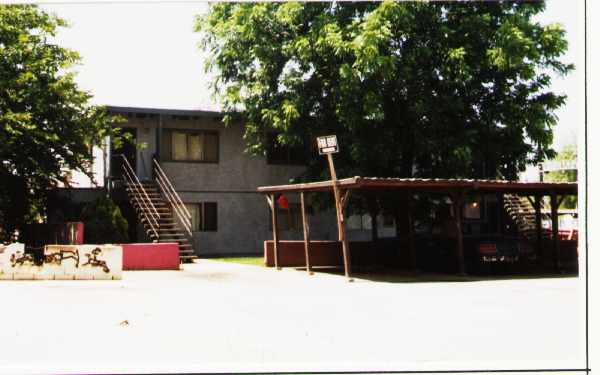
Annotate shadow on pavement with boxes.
[291,266,578,283]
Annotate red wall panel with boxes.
[121,243,180,270]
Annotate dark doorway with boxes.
[110,128,137,181]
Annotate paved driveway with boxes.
[0,260,585,374]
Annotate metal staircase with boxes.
[120,155,197,263]
[503,193,549,240]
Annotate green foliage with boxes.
[544,144,577,209]
[81,197,129,244]
[0,5,124,234]
[544,144,577,183]
[210,257,264,266]
[197,1,571,186]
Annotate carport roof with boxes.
[257,176,577,195]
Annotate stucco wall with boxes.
[119,116,158,180]
[156,117,320,255]
[177,191,341,256]
[159,117,305,191]
[117,114,368,255]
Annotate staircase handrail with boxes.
[119,154,160,240]
[153,158,193,237]
[503,193,551,240]
[155,173,193,237]
[123,167,157,238]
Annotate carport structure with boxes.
[258,177,577,281]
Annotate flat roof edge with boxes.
[106,105,224,118]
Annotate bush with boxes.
[81,197,129,244]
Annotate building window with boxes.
[347,214,373,230]
[265,133,307,165]
[347,214,395,230]
[269,203,303,231]
[185,202,218,232]
[382,214,395,228]
[162,130,218,162]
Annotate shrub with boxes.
[81,197,128,244]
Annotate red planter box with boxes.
[264,240,343,267]
[121,243,180,270]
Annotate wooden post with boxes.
[497,192,504,235]
[268,194,281,270]
[366,192,379,242]
[326,153,352,281]
[339,200,352,281]
[452,192,466,275]
[550,192,560,272]
[407,192,418,272]
[534,195,543,264]
[300,192,313,275]
[327,154,343,239]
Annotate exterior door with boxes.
[110,128,137,181]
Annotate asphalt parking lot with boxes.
[0,260,585,374]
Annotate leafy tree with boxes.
[197,1,571,179]
[0,5,124,239]
[197,0,572,228]
[81,197,129,244]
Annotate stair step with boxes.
[125,177,198,257]
[159,235,187,239]
[126,190,160,196]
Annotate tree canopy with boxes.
[0,5,122,237]
[197,1,572,185]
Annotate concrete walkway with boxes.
[0,260,585,374]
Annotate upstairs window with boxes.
[162,130,218,162]
[266,133,307,165]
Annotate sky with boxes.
[41,0,584,151]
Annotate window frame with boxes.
[185,201,218,232]
[162,129,219,164]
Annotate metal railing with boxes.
[153,157,193,237]
[119,154,160,240]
